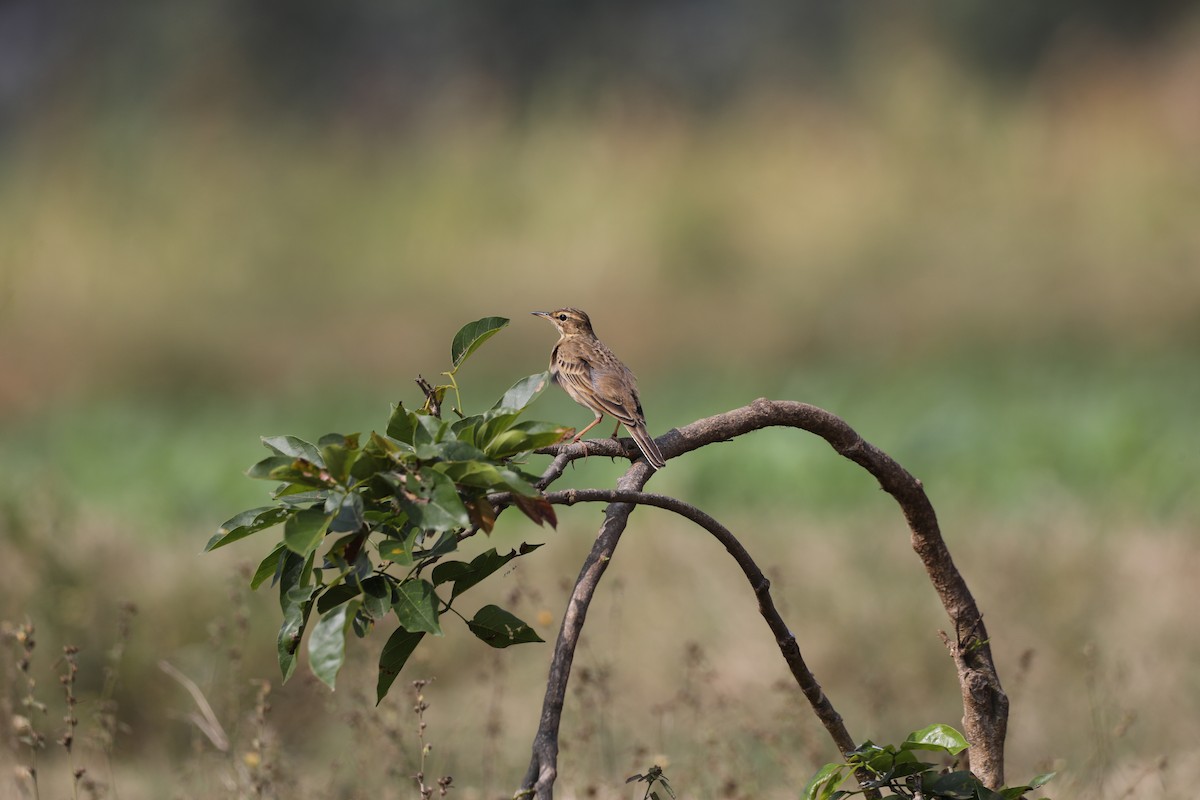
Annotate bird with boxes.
[531,308,666,469]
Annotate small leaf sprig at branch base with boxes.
[208,317,571,703]
[802,724,1054,800]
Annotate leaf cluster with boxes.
[207,318,572,702]
[802,724,1054,800]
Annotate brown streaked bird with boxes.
[532,308,666,470]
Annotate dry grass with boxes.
[2,497,1197,799]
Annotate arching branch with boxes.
[519,399,1008,796]
[544,488,872,790]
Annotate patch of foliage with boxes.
[802,724,1054,800]
[208,317,571,701]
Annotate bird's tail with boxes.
[626,423,666,470]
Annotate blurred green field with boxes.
[2,28,1199,800]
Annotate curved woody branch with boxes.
[516,399,1008,798]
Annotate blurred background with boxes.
[2,1,1198,798]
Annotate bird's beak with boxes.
[531,311,550,319]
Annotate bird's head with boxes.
[532,308,595,337]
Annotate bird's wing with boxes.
[553,348,602,409]
[589,366,644,426]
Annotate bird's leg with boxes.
[572,413,604,463]
[610,420,621,439]
[573,414,604,442]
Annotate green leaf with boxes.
[484,420,573,458]
[361,575,394,620]
[376,628,425,704]
[903,723,970,755]
[274,485,329,503]
[923,771,983,799]
[247,455,300,480]
[277,586,317,682]
[414,440,487,463]
[440,461,541,497]
[328,491,365,533]
[386,403,418,444]
[263,435,325,467]
[319,433,361,482]
[450,316,509,369]
[378,536,415,565]
[402,467,470,531]
[283,507,334,557]
[392,579,442,636]
[431,544,544,601]
[316,581,361,614]
[412,414,447,446]
[309,603,353,689]
[247,455,329,487]
[207,506,290,551]
[250,543,287,590]
[801,763,847,800]
[1027,772,1056,790]
[467,604,544,648]
[493,371,550,411]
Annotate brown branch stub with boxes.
[525,398,1009,792]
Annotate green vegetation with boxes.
[803,724,1054,800]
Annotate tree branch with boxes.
[521,399,1008,793]
[542,488,878,796]
[516,462,655,799]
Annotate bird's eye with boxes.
[558,314,567,321]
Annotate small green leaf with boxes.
[903,723,970,755]
[309,603,353,689]
[450,316,509,369]
[376,628,425,704]
[283,507,334,557]
[317,582,361,614]
[440,461,541,497]
[412,414,447,445]
[250,543,287,589]
[493,371,550,411]
[378,537,415,565]
[414,440,487,463]
[1028,771,1056,789]
[247,455,301,480]
[386,403,418,444]
[319,433,361,482]
[484,420,573,458]
[467,604,543,648]
[431,545,544,601]
[392,579,442,636]
[247,456,328,487]
[402,467,470,531]
[361,575,394,620]
[922,771,983,799]
[801,763,847,800]
[277,586,316,682]
[207,506,290,551]
[263,435,325,467]
[328,492,365,533]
